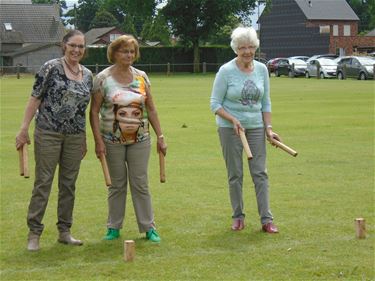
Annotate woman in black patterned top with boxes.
[15,30,93,251]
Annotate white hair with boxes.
[230,26,259,54]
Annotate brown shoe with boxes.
[27,232,40,251]
[262,222,279,234]
[231,218,245,231]
[58,232,83,246]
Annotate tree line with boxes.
[32,0,375,72]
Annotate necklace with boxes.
[63,58,81,76]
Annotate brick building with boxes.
[259,0,375,59]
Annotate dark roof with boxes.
[0,30,24,44]
[295,0,359,20]
[0,3,65,44]
[3,42,60,57]
[85,27,117,45]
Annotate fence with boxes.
[0,62,223,77]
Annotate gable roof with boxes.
[85,27,118,45]
[295,0,359,21]
[3,42,60,57]
[0,3,65,44]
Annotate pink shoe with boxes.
[231,218,245,231]
[262,222,279,233]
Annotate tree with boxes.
[161,0,257,72]
[102,0,161,36]
[347,0,375,33]
[89,9,119,29]
[122,15,137,37]
[65,0,104,32]
[140,14,171,45]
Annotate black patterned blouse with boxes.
[32,58,93,134]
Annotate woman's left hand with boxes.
[266,128,282,145]
[157,137,167,156]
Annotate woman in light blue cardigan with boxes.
[210,26,281,234]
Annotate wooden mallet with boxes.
[19,144,29,178]
[99,153,111,187]
[159,152,166,183]
[270,139,298,157]
[239,130,253,160]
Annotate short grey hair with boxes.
[230,26,259,54]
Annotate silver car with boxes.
[305,58,337,79]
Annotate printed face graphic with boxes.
[116,106,141,134]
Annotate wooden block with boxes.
[124,240,135,262]
[354,218,366,239]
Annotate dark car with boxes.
[336,56,375,80]
[266,57,286,74]
[274,58,307,77]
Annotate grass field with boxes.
[0,74,374,281]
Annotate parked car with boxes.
[266,57,286,74]
[289,56,309,61]
[336,56,375,80]
[307,54,338,63]
[274,58,307,77]
[305,58,338,78]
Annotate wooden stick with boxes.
[354,218,366,239]
[239,130,253,160]
[124,240,135,262]
[19,147,24,176]
[99,154,111,187]
[271,139,298,157]
[22,144,29,178]
[159,152,166,183]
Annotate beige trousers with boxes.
[104,138,155,233]
[27,127,85,235]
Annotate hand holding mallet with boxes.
[99,153,112,187]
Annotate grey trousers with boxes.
[218,127,273,225]
[104,138,154,233]
[27,127,85,235]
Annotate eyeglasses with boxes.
[117,49,135,55]
[238,46,257,52]
[67,43,85,49]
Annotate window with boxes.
[4,23,12,31]
[333,25,338,36]
[110,34,121,42]
[344,25,351,36]
[320,25,330,34]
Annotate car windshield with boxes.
[319,59,336,65]
[357,57,375,65]
[290,59,306,65]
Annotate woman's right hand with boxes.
[15,128,30,150]
[95,139,106,158]
[232,118,243,135]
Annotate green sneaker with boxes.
[103,228,120,240]
[146,228,161,243]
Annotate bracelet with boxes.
[266,125,272,129]
[158,134,164,139]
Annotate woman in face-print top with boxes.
[210,26,282,234]
[90,35,167,243]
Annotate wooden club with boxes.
[99,153,112,187]
[159,152,166,183]
[239,130,253,160]
[270,139,298,157]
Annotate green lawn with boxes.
[0,74,374,281]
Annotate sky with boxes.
[63,0,265,30]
